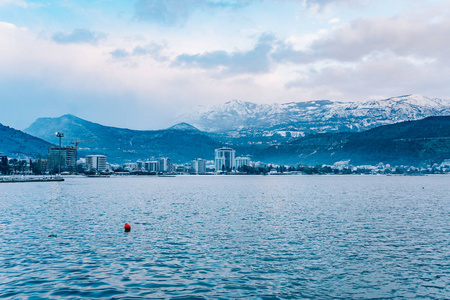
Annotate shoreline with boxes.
[0,176,64,183]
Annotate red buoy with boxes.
[124,223,131,232]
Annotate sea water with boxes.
[0,175,449,299]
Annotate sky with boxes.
[1,0,449,130]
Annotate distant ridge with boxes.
[168,122,200,131]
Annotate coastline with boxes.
[0,175,64,183]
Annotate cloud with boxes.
[172,11,450,76]
[285,55,448,99]
[303,0,368,12]
[132,42,169,61]
[271,14,450,65]
[0,21,185,130]
[173,34,276,75]
[0,0,28,8]
[110,42,169,61]
[329,18,340,24]
[110,49,130,59]
[134,0,250,26]
[306,16,450,62]
[280,10,450,98]
[52,28,106,45]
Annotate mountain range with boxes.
[179,94,450,142]
[1,94,450,166]
[24,115,220,164]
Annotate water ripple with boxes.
[0,175,449,298]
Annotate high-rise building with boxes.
[85,155,107,172]
[159,157,171,172]
[191,158,206,174]
[47,147,77,173]
[145,161,159,172]
[235,156,251,170]
[215,147,236,172]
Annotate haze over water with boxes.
[1,175,449,299]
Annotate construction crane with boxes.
[70,139,94,173]
[71,139,94,148]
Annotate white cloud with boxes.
[0,0,28,8]
[328,17,340,23]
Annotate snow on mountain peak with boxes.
[178,94,450,135]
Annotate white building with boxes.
[235,156,251,170]
[191,158,206,174]
[159,157,172,172]
[85,155,107,172]
[253,161,267,168]
[136,160,144,170]
[123,162,138,172]
[145,161,159,172]
[440,159,450,168]
[215,147,236,172]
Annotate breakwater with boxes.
[0,176,64,183]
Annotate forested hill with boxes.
[25,114,221,163]
[0,123,53,158]
[257,116,450,166]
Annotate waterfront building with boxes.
[191,158,206,174]
[109,163,121,171]
[85,155,107,172]
[0,153,7,174]
[136,160,144,170]
[235,156,251,170]
[0,154,7,166]
[215,147,236,172]
[173,163,189,173]
[253,161,267,169]
[32,158,48,174]
[48,146,77,173]
[123,162,138,172]
[145,161,159,172]
[159,157,172,172]
[440,159,450,168]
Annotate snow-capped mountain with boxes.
[179,94,450,139]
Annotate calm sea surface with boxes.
[0,175,449,299]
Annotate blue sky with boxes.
[1,0,449,130]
